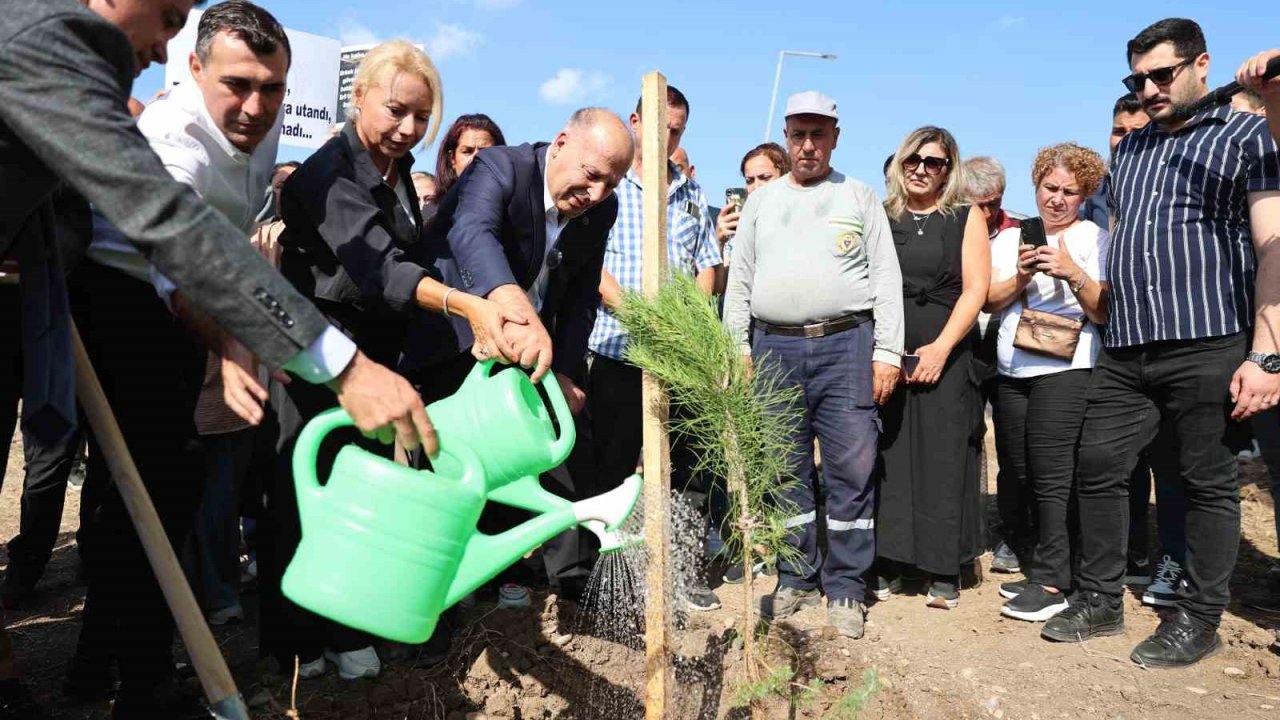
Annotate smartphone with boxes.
[725,187,747,213]
[1021,217,1048,248]
[902,354,921,377]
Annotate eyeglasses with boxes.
[1122,59,1193,92]
[902,154,951,176]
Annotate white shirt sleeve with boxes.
[282,326,360,384]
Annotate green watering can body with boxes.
[283,406,643,644]
[426,359,576,515]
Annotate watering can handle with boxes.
[292,407,357,494]
[468,358,575,464]
[538,366,575,463]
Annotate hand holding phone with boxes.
[1021,217,1048,248]
[725,188,747,213]
[901,353,921,379]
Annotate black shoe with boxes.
[721,559,770,584]
[1129,610,1222,668]
[1001,584,1069,622]
[62,655,116,702]
[684,583,721,612]
[990,542,1021,574]
[1041,591,1124,642]
[867,573,904,602]
[1123,557,1152,588]
[925,579,959,610]
[0,678,46,719]
[0,571,37,610]
[111,678,202,719]
[998,580,1028,600]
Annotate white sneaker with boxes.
[297,655,326,679]
[207,603,245,626]
[1142,555,1186,607]
[324,646,381,680]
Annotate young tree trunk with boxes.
[722,422,758,683]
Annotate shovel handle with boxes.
[293,407,356,493]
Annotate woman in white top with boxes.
[984,143,1109,623]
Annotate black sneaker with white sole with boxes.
[867,573,903,602]
[998,579,1028,600]
[1000,584,1069,622]
[1123,557,1152,587]
[721,559,772,584]
[925,579,959,610]
[990,542,1021,573]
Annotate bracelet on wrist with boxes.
[1070,274,1087,293]
[442,288,456,317]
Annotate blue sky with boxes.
[137,0,1280,215]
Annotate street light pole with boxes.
[764,50,838,142]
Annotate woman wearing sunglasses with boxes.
[872,126,991,610]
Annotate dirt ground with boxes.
[3,425,1280,719]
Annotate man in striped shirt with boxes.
[586,85,723,609]
[1042,18,1280,668]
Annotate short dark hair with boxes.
[740,143,790,177]
[1112,92,1144,117]
[633,85,690,119]
[196,1,291,68]
[435,114,507,193]
[1126,18,1206,66]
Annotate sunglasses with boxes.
[902,153,951,176]
[1122,59,1193,92]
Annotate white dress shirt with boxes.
[87,81,356,383]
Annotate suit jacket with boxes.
[415,143,618,381]
[278,123,429,367]
[0,0,326,369]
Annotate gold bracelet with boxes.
[1070,275,1087,293]
[442,288,456,316]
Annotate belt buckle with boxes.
[803,323,823,338]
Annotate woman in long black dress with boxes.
[873,126,990,609]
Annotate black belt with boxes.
[756,311,872,338]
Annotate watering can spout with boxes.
[444,474,644,608]
[577,475,644,554]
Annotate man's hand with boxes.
[872,361,899,405]
[715,205,740,246]
[1230,360,1280,421]
[488,285,553,380]
[1236,49,1280,99]
[456,293,527,365]
[555,373,586,415]
[221,336,290,425]
[328,351,438,456]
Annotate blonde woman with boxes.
[872,126,991,610]
[261,40,518,681]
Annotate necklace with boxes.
[910,211,933,236]
[381,158,396,185]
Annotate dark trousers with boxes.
[259,377,372,666]
[1128,436,1188,567]
[993,370,1090,590]
[986,378,1037,551]
[185,428,255,613]
[753,323,879,600]
[69,263,207,692]
[7,421,84,584]
[1250,407,1280,549]
[1075,333,1247,626]
[0,283,21,483]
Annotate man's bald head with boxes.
[670,147,695,179]
[545,108,633,219]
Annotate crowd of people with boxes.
[1,1,1279,718]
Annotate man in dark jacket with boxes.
[414,107,632,599]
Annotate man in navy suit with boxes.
[416,107,633,402]
[411,107,633,601]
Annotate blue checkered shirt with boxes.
[588,164,722,360]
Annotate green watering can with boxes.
[426,359,635,551]
[281,408,642,644]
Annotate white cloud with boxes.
[426,24,483,60]
[539,69,613,105]
[997,16,1025,28]
[475,0,524,8]
[337,17,380,47]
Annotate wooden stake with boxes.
[640,70,672,720]
[71,323,249,720]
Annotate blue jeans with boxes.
[753,321,879,601]
[187,428,255,613]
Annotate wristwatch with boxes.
[1247,352,1280,374]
